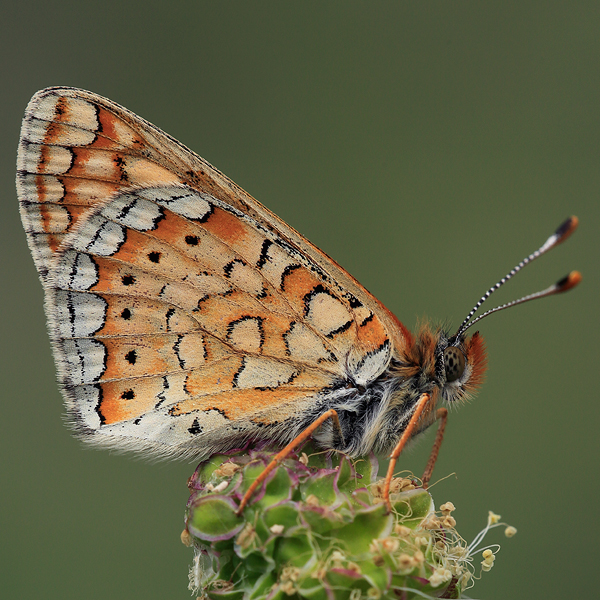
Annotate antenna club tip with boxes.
[557,270,582,292]
[555,216,579,243]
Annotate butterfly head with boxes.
[399,325,487,407]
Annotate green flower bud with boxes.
[184,445,510,600]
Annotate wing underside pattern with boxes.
[17,88,396,458]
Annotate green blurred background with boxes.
[1,2,598,598]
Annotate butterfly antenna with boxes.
[454,216,581,339]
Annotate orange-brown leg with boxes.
[421,407,448,489]
[235,409,341,515]
[383,393,431,513]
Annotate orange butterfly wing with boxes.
[17,87,409,459]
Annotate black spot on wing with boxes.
[125,350,137,365]
[165,307,175,331]
[257,239,272,268]
[188,418,203,435]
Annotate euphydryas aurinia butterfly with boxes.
[17,88,580,500]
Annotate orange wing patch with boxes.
[170,386,329,422]
[17,92,188,281]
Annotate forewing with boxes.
[17,88,404,459]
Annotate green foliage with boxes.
[184,446,473,600]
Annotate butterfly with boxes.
[17,88,580,501]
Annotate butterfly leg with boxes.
[235,409,341,515]
[383,393,431,513]
[421,407,448,489]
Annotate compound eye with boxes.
[444,346,465,383]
